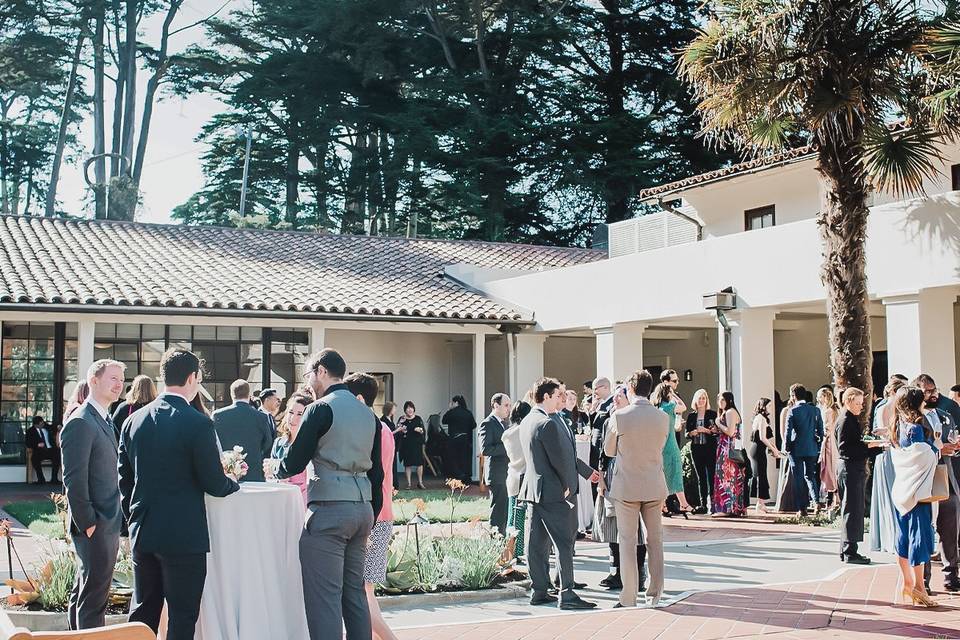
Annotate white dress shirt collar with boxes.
[86,397,110,421]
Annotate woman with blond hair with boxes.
[110,374,157,440]
[817,386,840,512]
[685,389,718,513]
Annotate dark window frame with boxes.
[744,205,776,231]
[951,164,960,191]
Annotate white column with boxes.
[884,287,958,385]
[472,330,486,482]
[594,323,645,383]
[308,325,326,354]
[716,318,729,393]
[77,319,95,380]
[729,308,777,414]
[512,333,545,400]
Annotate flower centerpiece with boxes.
[221,446,248,480]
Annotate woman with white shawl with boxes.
[890,386,939,607]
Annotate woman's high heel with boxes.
[912,588,938,608]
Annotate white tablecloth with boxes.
[575,439,593,531]
[196,482,309,640]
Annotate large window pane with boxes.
[95,323,116,339]
[169,325,191,341]
[64,339,78,360]
[29,360,55,381]
[2,359,27,383]
[217,326,239,341]
[142,324,164,340]
[29,338,55,359]
[1,338,28,359]
[194,326,216,340]
[142,340,165,362]
[116,324,140,339]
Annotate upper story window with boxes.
[951,164,960,191]
[745,205,776,231]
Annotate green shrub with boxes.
[383,524,506,593]
[439,534,504,590]
[37,545,76,611]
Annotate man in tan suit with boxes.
[603,369,668,607]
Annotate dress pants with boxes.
[300,501,374,640]
[838,459,866,557]
[489,482,508,536]
[690,445,715,509]
[528,500,576,594]
[789,454,820,511]
[30,447,60,483]
[129,550,206,640]
[613,499,663,607]
[747,442,769,500]
[69,527,119,630]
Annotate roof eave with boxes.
[0,302,536,327]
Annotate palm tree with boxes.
[679,0,960,404]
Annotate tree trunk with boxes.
[342,128,367,234]
[46,29,86,217]
[407,156,424,239]
[307,135,330,231]
[93,1,107,218]
[367,130,383,235]
[601,0,629,223]
[110,0,125,177]
[382,133,402,235]
[479,163,507,241]
[816,144,874,417]
[285,119,300,227]
[119,0,137,172]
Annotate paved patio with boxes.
[396,564,960,639]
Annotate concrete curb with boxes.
[378,582,529,609]
[3,610,128,632]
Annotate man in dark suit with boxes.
[258,388,281,439]
[60,359,126,630]
[519,377,599,610]
[478,393,512,535]
[784,383,824,516]
[25,415,60,483]
[119,348,240,640]
[213,379,273,483]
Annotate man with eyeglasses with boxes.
[914,373,960,593]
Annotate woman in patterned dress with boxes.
[712,391,746,517]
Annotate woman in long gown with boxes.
[712,392,746,517]
[774,398,797,512]
[870,377,906,554]
[817,386,840,512]
[653,383,694,514]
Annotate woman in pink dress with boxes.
[817,386,840,513]
[270,393,312,503]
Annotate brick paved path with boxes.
[397,565,960,640]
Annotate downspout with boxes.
[507,331,518,400]
[657,196,703,241]
[715,310,732,392]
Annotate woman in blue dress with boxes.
[890,387,938,607]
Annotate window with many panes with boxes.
[744,205,776,231]
[0,322,77,465]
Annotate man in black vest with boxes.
[213,379,273,482]
[268,348,383,640]
[478,393,511,535]
[119,349,239,640]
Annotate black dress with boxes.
[685,410,718,508]
[111,401,147,443]
[442,406,477,481]
[398,415,425,467]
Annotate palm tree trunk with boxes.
[816,145,874,411]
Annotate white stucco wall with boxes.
[544,336,596,396]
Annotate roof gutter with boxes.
[0,303,535,327]
[657,197,703,241]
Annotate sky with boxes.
[57,0,242,224]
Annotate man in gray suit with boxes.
[60,359,126,630]
[479,393,511,535]
[604,369,669,608]
[213,379,273,482]
[519,377,599,610]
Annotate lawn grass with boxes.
[3,500,65,539]
[392,489,490,524]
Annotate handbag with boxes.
[919,464,950,504]
[728,435,748,467]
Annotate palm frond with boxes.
[746,115,794,149]
[861,125,944,198]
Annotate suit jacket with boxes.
[213,401,273,482]
[60,402,122,537]
[25,424,58,451]
[603,398,669,503]
[260,408,278,440]
[518,407,592,505]
[785,402,823,458]
[927,409,960,496]
[478,415,508,485]
[118,393,239,554]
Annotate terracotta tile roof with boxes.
[638,146,815,201]
[0,216,604,323]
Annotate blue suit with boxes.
[785,402,824,511]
